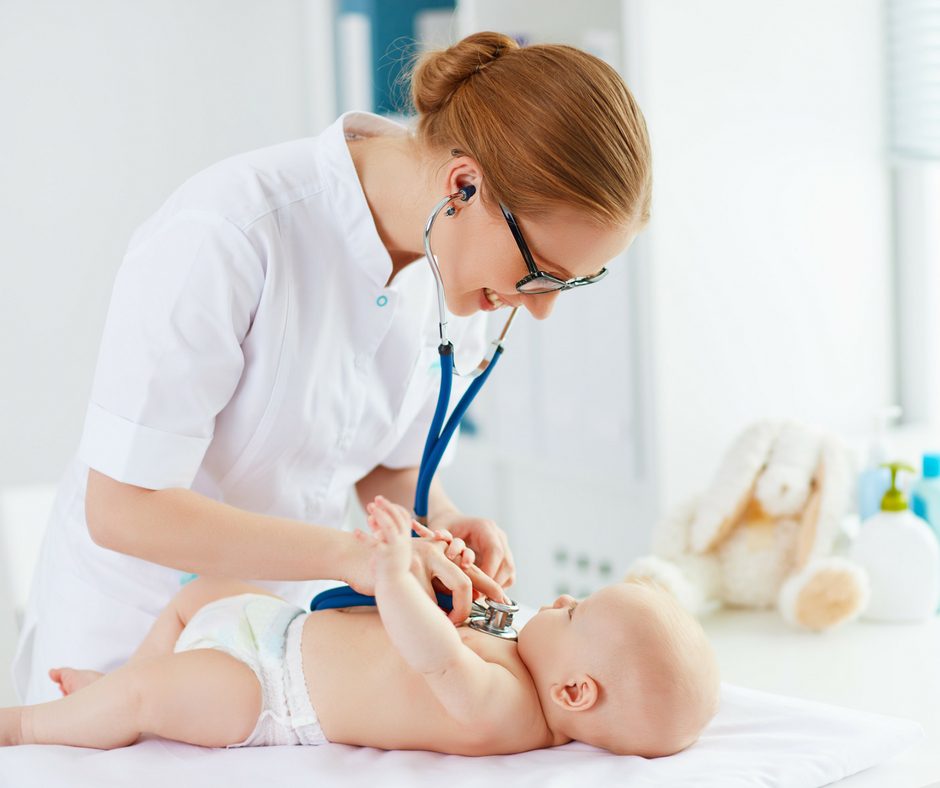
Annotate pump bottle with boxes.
[849,461,940,622]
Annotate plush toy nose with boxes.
[756,467,811,516]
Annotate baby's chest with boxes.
[303,611,541,753]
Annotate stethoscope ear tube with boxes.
[417,344,453,501]
[307,194,518,633]
[413,343,504,521]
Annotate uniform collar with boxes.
[321,110,414,291]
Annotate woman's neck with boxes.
[346,133,436,285]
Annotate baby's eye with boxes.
[568,604,576,619]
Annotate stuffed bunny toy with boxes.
[625,419,870,632]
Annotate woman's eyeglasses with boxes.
[499,203,609,294]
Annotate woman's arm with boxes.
[85,469,366,582]
[354,464,458,522]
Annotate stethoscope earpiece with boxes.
[445,184,476,216]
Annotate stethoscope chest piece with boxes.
[468,597,519,640]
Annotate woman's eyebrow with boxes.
[534,250,575,279]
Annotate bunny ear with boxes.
[689,420,781,553]
[793,434,853,569]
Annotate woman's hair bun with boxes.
[410,31,519,115]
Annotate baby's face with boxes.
[517,584,653,680]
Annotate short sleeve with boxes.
[78,211,265,489]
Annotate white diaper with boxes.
[173,593,328,747]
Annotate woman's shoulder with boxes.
[165,136,332,230]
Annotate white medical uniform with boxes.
[12,111,487,704]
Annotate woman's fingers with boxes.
[463,563,508,604]
[468,521,505,580]
[421,548,473,625]
[490,529,516,588]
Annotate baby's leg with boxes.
[16,648,261,749]
[49,577,282,696]
[129,576,283,665]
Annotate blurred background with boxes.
[0,0,938,738]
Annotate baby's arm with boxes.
[363,496,514,725]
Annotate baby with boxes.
[0,496,720,757]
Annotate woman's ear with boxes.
[549,675,599,713]
[445,155,482,207]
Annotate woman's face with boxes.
[433,193,637,320]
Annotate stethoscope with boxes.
[310,184,520,640]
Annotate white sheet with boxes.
[0,682,923,788]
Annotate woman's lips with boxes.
[480,287,510,311]
[479,288,499,311]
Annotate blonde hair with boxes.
[403,31,652,228]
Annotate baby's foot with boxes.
[48,667,104,696]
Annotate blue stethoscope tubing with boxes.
[311,186,519,612]
[413,342,503,522]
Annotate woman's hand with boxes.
[428,510,516,591]
[348,496,505,624]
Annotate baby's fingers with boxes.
[411,520,435,538]
[374,496,411,536]
[367,511,389,540]
[369,505,406,542]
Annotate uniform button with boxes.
[376,295,388,307]
[354,354,368,370]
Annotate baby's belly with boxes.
[300,607,532,755]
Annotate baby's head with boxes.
[516,577,720,757]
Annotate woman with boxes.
[13,31,652,704]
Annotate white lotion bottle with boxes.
[850,461,940,622]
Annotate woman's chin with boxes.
[444,295,478,318]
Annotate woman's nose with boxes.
[522,290,561,321]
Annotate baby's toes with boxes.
[49,667,104,696]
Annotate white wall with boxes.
[0,0,332,487]
[639,0,893,508]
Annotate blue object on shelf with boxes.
[338,0,456,115]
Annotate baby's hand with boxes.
[356,496,416,583]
